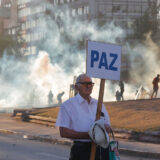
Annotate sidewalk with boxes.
[0,113,160,159]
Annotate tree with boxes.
[0,29,24,57]
[131,0,160,41]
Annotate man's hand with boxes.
[104,124,112,133]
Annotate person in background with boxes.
[56,73,111,160]
[48,90,53,105]
[151,74,160,98]
[119,81,124,101]
[115,90,121,101]
[57,91,65,104]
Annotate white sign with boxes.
[86,40,121,81]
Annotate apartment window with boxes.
[18,7,31,17]
[8,29,11,35]
[21,23,25,30]
[78,7,83,15]
[84,6,89,15]
[4,3,11,8]
[26,34,31,42]
[142,5,148,13]
[18,4,25,9]
[121,5,127,13]
[128,3,141,14]
[31,46,36,55]
[113,5,120,13]
[12,28,16,34]
[60,0,64,4]
[54,0,58,5]
[22,33,26,40]
[18,0,31,5]
[72,9,76,16]
[26,21,30,29]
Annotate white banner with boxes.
[86,40,122,80]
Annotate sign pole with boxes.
[90,79,105,160]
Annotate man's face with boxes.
[76,76,94,97]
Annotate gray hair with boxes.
[75,74,91,84]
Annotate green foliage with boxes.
[132,0,160,41]
[0,30,24,57]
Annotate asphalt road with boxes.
[0,133,158,160]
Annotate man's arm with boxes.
[59,127,90,139]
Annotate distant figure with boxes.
[119,81,124,101]
[140,87,150,99]
[69,84,78,98]
[48,90,53,105]
[151,74,160,98]
[57,91,65,104]
[115,90,121,101]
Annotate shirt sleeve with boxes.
[102,104,110,126]
[56,104,71,128]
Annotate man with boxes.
[48,90,53,105]
[56,73,111,160]
[57,91,65,104]
[119,81,124,101]
[151,74,160,98]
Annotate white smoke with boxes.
[0,6,160,110]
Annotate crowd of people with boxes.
[115,74,160,101]
[47,90,65,105]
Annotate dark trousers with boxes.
[69,141,109,160]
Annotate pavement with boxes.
[0,113,160,159]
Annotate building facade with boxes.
[0,0,18,35]
[0,0,159,80]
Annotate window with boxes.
[18,0,31,5]
[12,28,15,34]
[128,3,142,14]
[26,34,31,42]
[78,7,82,15]
[4,3,11,8]
[72,9,76,16]
[113,5,120,12]
[84,6,89,15]
[31,46,36,55]
[18,7,31,17]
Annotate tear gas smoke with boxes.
[0,6,160,111]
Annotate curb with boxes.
[119,148,160,159]
[24,133,160,159]
[0,129,160,159]
[0,129,17,134]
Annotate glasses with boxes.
[78,82,95,87]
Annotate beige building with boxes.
[0,0,18,35]
[15,0,158,55]
[0,0,159,80]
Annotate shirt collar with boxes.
[76,93,95,104]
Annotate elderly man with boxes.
[56,73,111,160]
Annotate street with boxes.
[0,133,158,160]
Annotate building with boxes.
[1,0,159,80]
[16,0,159,55]
[0,0,18,35]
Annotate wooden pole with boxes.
[89,79,105,160]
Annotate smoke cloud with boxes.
[0,5,160,111]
